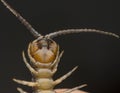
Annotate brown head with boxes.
[29,37,58,64]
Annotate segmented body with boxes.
[1,0,119,93]
[14,37,85,93]
[26,38,61,93]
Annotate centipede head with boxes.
[29,37,59,64]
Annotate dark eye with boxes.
[47,39,53,45]
[36,39,43,49]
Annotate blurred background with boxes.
[0,0,120,93]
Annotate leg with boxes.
[22,51,38,75]
[52,51,64,74]
[62,84,87,93]
[17,87,28,93]
[50,46,60,67]
[13,78,37,87]
[54,66,78,85]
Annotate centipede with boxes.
[1,0,119,93]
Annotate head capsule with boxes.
[29,37,58,64]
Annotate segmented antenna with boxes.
[45,29,119,39]
[1,0,41,38]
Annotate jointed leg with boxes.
[52,51,64,74]
[50,46,60,67]
[17,87,28,93]
[63,84,87,93]
[54,66,78,85]
[13,78,37,87]
[22,51,38,75]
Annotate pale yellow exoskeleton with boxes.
[1,0,119,93]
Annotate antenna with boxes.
[46,29,119,39]
[1,0,41,38]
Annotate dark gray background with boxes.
[0,0,120,93]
